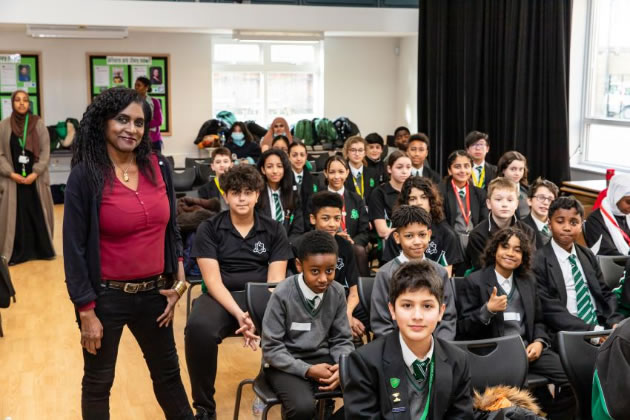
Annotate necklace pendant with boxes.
[123,172,129,182]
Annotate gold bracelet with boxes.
[173,281,187,298]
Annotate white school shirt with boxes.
[400,333,434,376]
[411,166,424,177]
[495,270,514,295]
[297,273,323,310]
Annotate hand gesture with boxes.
[157,288,181,327]
[10,173,24,184]
[306,363,333,382]
[336,231,354,244]
[235,312,259,350]
[23,173,38,185]
[487,287,507,313]
[526,342,543,362]
[80,309,103,355]
[318,364,340,391]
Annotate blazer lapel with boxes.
[515,274,535,343]
[446,184,459,225]
[544,244,567,304]
[468,181,480,223]
[482,267,504,336]
[431,340,452,419]
[382,333,412,420]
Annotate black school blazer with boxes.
[342,189,370,246]
[438,178,488,229]
[344,164,379,203]
[457,266,549,344]
[584,208,630,256]
[256,187,305,243]
[295,169,317,232]
[521,214,549,250]
[533,242,624,332]
[344,332,473,420]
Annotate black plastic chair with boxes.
[450,335,528,392]
[358,276,375,315]
[172,168,196,192]
[164,155,175,170]
[338,354,349,392]
[185,275,203,320]
[196,162,215,185]
[185,157,213,169]
[597,255,628,288]
[308,160,317,172]
[557,329,612,420]
[233,283,341,420]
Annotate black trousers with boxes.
[529,348,575,420]
[80,286,193,420]
[264,355,344,420]
[184,291,247,414]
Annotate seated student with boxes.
[198,147,233,211]
[185,165,293,419]
[465,130,497,190]
[522,177,560,249]
[345,260,472,419]
[383,176,464,277]
[343,136,379,203]
[256,149,305,242]
[585,173,630,256]
[306,191,368,336]
[371,205,457,340]
[534,196,624,336]
[225,121,261,165]
[393,126,411,151]
[407,133,441,184]
[439,150,488,251]
[323,155,370,276]
[465,177,536,272]
[288,141,317,231]
[365,132,388,184]
[458,227,575,418]
[497,150,530,218]
[369,151,412,240]
[271,135,290,155]
[262,230,353,420]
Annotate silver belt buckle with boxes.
[124,282,141,293]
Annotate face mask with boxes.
[274,132,287,138]
[231,132,245,146]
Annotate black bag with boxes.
[0,256,16,308]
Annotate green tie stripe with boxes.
[568,255,598,325]
[297,174,302,184]
[412,358,430,382]
[273,192,283,223]
[306,296,319,313]
[542,224,551,237]
[459,190,466,200]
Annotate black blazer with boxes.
[533,242,624,333]
[457,266,549,344]
[295,169,317,232]
[438,178,488,230]
[416,166,441,185]
[484,162,498,187]
[256,187,305,243]
[342,189,370,247]
[345,165,379,203]
[344,332,473,419]
[585,208,630,256]
[521,214,550,250]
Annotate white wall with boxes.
[396,34,418,132]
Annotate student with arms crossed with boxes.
[464,130,497,190]
[458,227,575,419]
[382,176,463,277]
[344,260,472,419]
[534,196,624,337]
[197,147,233,210]
[465,177,536,272]
[406,133,440,184]
[371,205,457,340]
[522,177,559,249]
[184,165,293,420]
[262,230,353,420]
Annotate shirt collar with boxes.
[267,185,280,194]
[293,169,303,178]
[218,209,266,233]
[399,332,434,369]
[551,238,576,261]
[350,164,363,178]
[297,273,323,301]
[412,166,424,176]
[397,251,424,264]
[494,269,514,290]
[474,162,485,170]
[531,214,548,231]
[328,185,345,196]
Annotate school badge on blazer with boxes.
[351,209,359,219]
[390,377,400,389]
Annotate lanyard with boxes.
[451,180,471,227]
[18,114,29,151]
[214,177,224,196]
[352,172,364,198]
[419,356,435,420]
[601,206,630,246]
[341,196,347,232]
[471,165,485,188]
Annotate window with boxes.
[211,40,323,128]
[580,0,630,169]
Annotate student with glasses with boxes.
[464,131,497,190]
[342,136,379,203]
[522,178,560,249]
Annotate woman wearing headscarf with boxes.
[585,173,630,256]
[260,116,293,152]
[0,90,55,264]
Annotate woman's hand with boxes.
[23,173,38,185]
[10,173,24,184]
[80,309,103,355]
[235,311,260,350]
[157,288,181,327]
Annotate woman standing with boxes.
[0,90,55,264]
[134,76,163,151]
[63,88,193,419]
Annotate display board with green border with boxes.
[0,53,42,120]
[88,54,171,135]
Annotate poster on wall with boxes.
[0,53,42,120]
[88,54,171,135]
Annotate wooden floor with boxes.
[0,205,281,419]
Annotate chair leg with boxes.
[0,311,3,338]
[317,399,326,420]
[232,379,255,420]
[261,402,274,420]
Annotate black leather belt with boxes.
[104,275,168,294]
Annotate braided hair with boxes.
[72,87,155,195]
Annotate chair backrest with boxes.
[308,160,317,172]
[172,167,196,192]
[185,157,213,169]
[557,330,612,420]
[246,283,278,335]
[165,155,175,170]
[452,276,466,314]
[597,255,629,289]
[358,276,375,315]
[449,335,528,391]
[196,162,215,184]
[338,353,349,392]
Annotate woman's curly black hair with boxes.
[397,176,445,223]
[72,87,155,195]
[481,227,533,275]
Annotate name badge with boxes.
[18,155,30,164]
[290,322,311,331]
[392,407,406,413]
[504,312,521,322]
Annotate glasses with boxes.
[348,148,365,154]
[534,195,554,204]
[470,142,488,149]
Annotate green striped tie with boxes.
[272,192,283,223]
[542,224,551,238]
[568,254,598,325]
[412,358,430,382]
